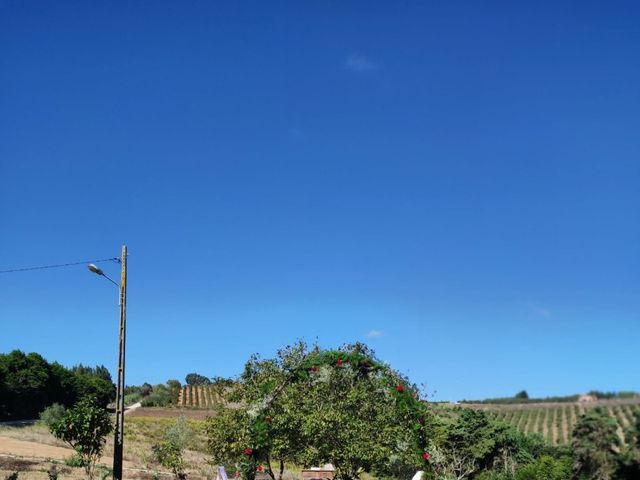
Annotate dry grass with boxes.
[0,416,215,479]
[0,423,67,449]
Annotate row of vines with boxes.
[485,402,640,446]
[177,385,225,408]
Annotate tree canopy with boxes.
[0,350,115,420]
[185,373,212,385]
[206,343,433,480]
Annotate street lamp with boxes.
[89,245,128,480]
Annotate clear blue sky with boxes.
[1,1,638,401]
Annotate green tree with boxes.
[428,409,495,480]
[206,343,432,480]
[571,407,619,480]
[167,379,182,404]
[515,391,529,400]
[185,373,211,385]
[49,397,113,480]
[0,350,50,419]
[206,407,255,480]
[71,364,115,408]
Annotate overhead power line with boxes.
[0,257,120,274]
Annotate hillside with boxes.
[465,398,640,446]
[176,385,226,408]
[174,385,640,447]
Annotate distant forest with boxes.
[0,350,115,420]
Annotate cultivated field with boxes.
[177,385,225,408]
[466,398,640,446]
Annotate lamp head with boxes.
[88,264,104,276]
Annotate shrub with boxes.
[141,383,174,407]
[39,403,66,428]
[47,465,58,480]
[125,392,142,405]
[515,455,571,480]
[64,453,88,468]
[152,416,191,479]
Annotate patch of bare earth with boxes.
[126,407,214,420]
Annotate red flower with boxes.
[257,466,263,472]
[422,452,430,460]
[396,384,404,392]
[311,366,318,372]
[336,358,343,366]
[244,448,252,455]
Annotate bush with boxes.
[141,383,174,407]
[47,465,58,480]
[152,416,191,479]
[50,397,113,480]
[515,455,571,480]
[125,392,142,405]
[39,403,66,428]
[64,453,88,468]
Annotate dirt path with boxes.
[125,401,142,415]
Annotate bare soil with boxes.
[126,407,214,420]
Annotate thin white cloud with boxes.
[528,303,551,318]
[367,329,382,338]
[345,53,376,72]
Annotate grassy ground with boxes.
[0,414,215,479]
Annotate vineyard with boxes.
[174,385,640,447]
[176,385,225,409]
[467,398,640,446]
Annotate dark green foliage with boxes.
[618,409,640,479]
[515,391,529,400]
[0,350,115,420]
[185,372,211,385]
[514,455,571,480]
[140,382,153,396]
[123,382,154,405]
[167,379,182,404]
[571,407,620,480]
[49,396,113,480]
[429,409,524,478]
[70,364,115,408]
[141,382,179,407]
[0,350,51,419]
[588,390,638,400]
[4,473,18,480]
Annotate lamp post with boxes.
[88,245,127,480]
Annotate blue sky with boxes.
[1,1,638,401]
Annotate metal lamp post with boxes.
[88,245,127,480]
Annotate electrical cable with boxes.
[0,257,120,274]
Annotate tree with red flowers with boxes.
[205,342,434,480]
